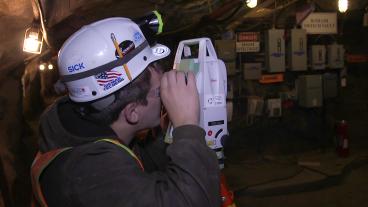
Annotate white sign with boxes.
[205,94,225,108]
[236,42,260,52]
[302,12,337,34]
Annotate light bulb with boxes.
[246,0,257,8]
[48,63,54,70]
[338,0,348,13]
[23,27,43,54]
[39,64,45,71]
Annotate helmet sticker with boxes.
[115,40,135,58]
[95,70,124,91]
[133,31,143,43]
[69,86,91,97]
[67,62,86,73]
[153,46,169,56]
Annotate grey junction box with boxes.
[298,75,323,108]
[265,29,285,72]
[288,29,307,71]
[323,73,338,98]
[243,63,262,80]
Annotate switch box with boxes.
[328,44,345,68]
[288,29,307,71]
[243,63,262,80]
[265,29,285,72]
[267,98,282,117]
[310,45,326,70]
[298,75,323,108]
[215,40,236,61]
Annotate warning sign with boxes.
[236,32,260,52]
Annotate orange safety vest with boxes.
[30,139,144,207]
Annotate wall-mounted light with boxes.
[245,0,257,8]
[39,63,45,71]
[23,26,43,54]
[338,0,348,13]
[48,63,54,70]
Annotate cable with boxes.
[233,156,368,197]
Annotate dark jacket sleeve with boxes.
[67,125,221,207]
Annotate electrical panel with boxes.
[214,40,236,61]
[323,73,338,98]
[310,45,326,70]
[267,98,282,117]
[243,63,262,80]
[328,44,345,69]
[288,29,307,71]
[265,29,285,72]
[298,75,323,108]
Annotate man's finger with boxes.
[160,73,168,90]
[167,70,177,87]
[186,71,197,89]
[176,71,186,86]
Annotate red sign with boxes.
[346,54,368,63]
[237,32,260,42]
[259,74,284,84]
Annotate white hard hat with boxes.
[58,17,170,102]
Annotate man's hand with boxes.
[160,70,199,128]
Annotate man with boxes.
[31,16,221,207]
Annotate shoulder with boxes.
[67,140,140,169]
[40,140,144,206]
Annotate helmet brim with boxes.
[150,43,171,62]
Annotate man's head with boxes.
[57,15,170,130]
[86,61,163,127]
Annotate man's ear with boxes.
[123,102,140,125]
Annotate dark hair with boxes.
[77,62,161,125]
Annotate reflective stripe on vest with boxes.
[31,148,72,207]
[30,139,144,207]
[96,139,145,170]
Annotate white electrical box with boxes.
[298,75,323,108]
[265,29,285,72]
[267,98,282,117]
[310,45,326,70]
[288,29,307,71]
[328,44,345,69]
